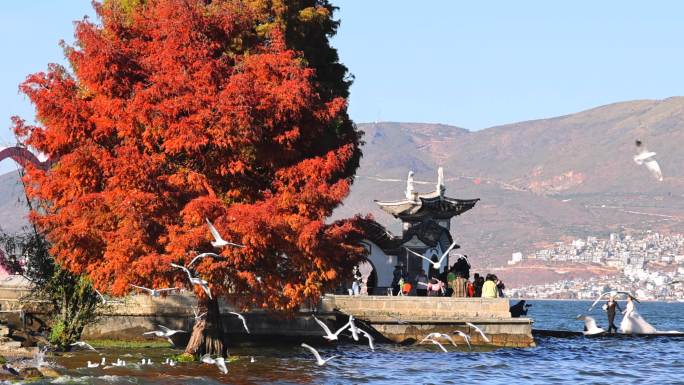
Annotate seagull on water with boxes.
[228,312,250,333]
[633,140,663,181]
[421,333,458,348]
[112,359,126,367]
[406,241,459,270]
[312,315,349,341]
[358,329,375,351]
[301,343,338,366]
[200,354,228,374]
[206,218,244,248]
[70,341,97,351]
[421,338,448,352]
[130,285,178,297]
[143,325,187,346]
[453,330,472,350]
[577,315,605,336]
[170,262,212,299]
[86,361,99,368]
[466,322,490,343]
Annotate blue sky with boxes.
[2,1,684,174]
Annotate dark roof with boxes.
[359,218,456,254]
[376,192,479,220]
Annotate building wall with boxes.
[361,240,397,289]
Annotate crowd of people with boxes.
[389,257,506,298]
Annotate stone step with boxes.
[0,340,22,350]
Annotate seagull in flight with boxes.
[406,241,459,270]
[633,140,663,181]
[205,218,244,249]
[143,325,187,346]
[130,285,178,297]
[70,341,96,351]
[421,333,457,348]
[346,315,359,341]
[193,307,207,321]
[421,337,448,352]
[588,291,637,312]
[312,315,349,341]
[466,322,490,343]
[301,343,337,366]
[170,262,212,299]
[188,252,223,268]
[228,312,250,333]
[453,331,472,350]
[576,315,605,336]
[359,329,375,351]
[94,288,123,305]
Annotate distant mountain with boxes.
[2,98,684,268]
[334,97,684,267]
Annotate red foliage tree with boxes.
[14,0,365,355]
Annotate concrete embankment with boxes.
[0,278,534,348]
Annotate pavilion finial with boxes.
[437,167,445,196]
[405,170,415,200]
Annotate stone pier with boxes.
[319,295,535,347]
[0,278,534,348]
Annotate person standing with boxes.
[415,269,428,297]
[391,264,403,296]
[351,266,363,296]
[482,274,498,298]
[605,295,621,333]
[473,273,484,297]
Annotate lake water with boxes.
[14,300,684,385]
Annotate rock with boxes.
[0,326,10,337]
[18,367,43,379]
[38,366,60,377]
[0,371,18,381]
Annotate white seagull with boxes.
[188,252,223,268]
[577,315,605,336]
[359,329,375,351]
[421,333,457,348]
[301,343,337,366]
[466,322,490,343]
[170,262,212,299]
[588,291,635,312]
[70,341,96,351]
[228,312,250,333]
[193,307,207,321]
[421,338,448,352]
[406,241,459,270]
[200,354,228,374]
[633,140,663,181]
[346,315,359,341]
[143,325,187,346]
[205,218,244,248]
[86,361,99,368]
[312,315,349,341]
[130,285,178,297]
[453,330,472,350]
[94,289,123,305]
[112,359,126,367]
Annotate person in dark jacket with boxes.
[605,295,621,333]
[473,273,483,297]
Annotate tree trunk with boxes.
[185,297,228,357]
